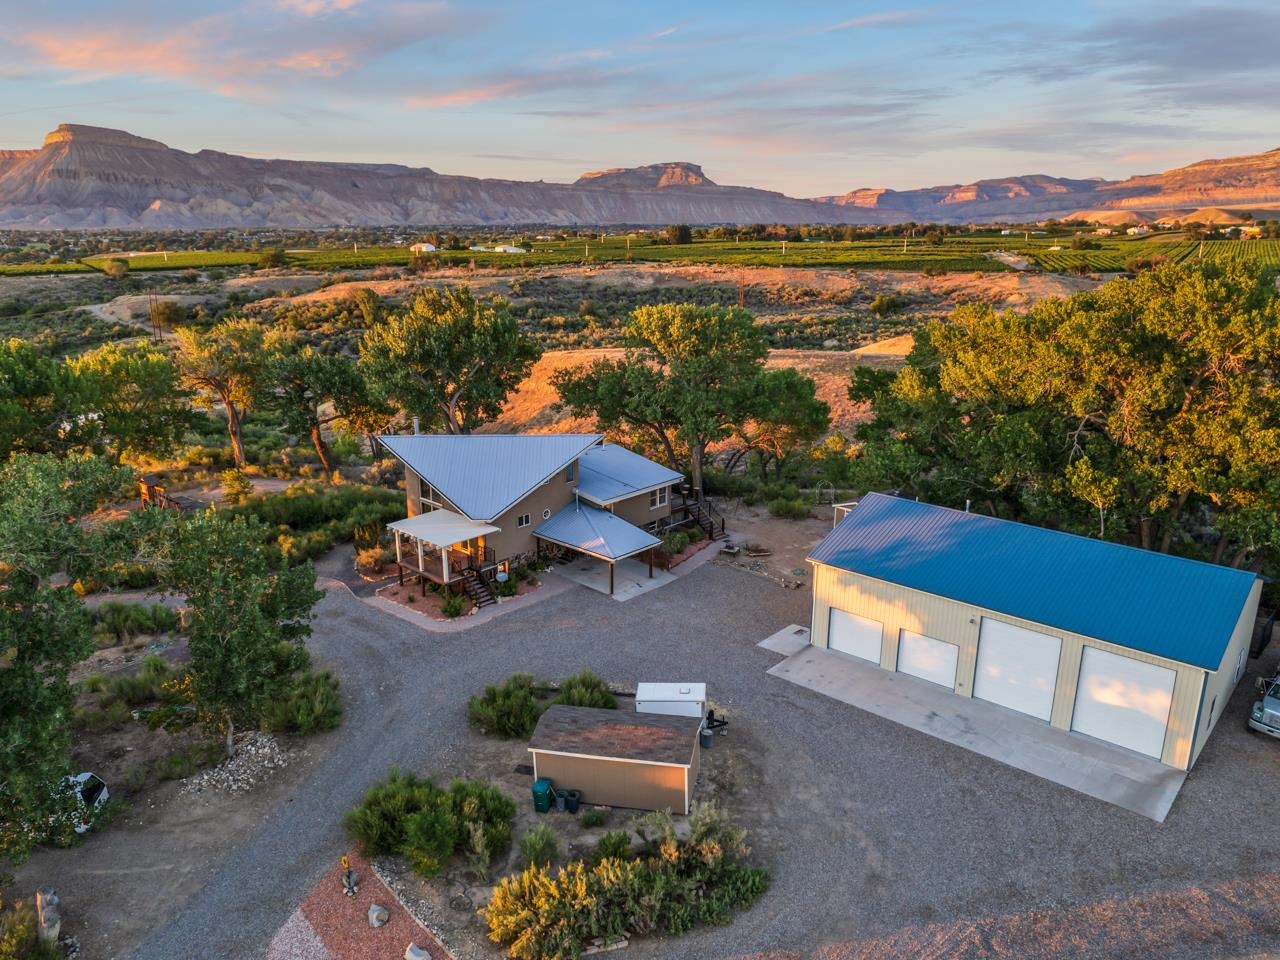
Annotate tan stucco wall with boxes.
[530,751,693,814]
[487,478,577,562]
[609,488,674,529]
[809,562,1233,770]
[1191,577,1263,765]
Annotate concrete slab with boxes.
[548,556,676,600]
[767,644,1187,822]
[759,623,811,657]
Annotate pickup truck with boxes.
[1248,677,1280,738]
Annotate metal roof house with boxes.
[806,493,1263,770]
[378,433,688,599]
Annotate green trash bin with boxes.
[532,777,553,813]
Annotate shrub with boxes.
[449,779,516,871]
[468,674,544,738]
[91,601,180,642]
[519,823,557,868]
[356,545,393,573]
[0,897,62,960]
[596,830,632,862]
[344,769,440,856]
[440,590,466,618]
[869,293,905,316]
[263,670,343,734]
[664,530,690,555]
[767,498,810,520]
[580,809,609,829]
[553,670,617,710]
[686,525,706,543]
[221,468,253,505]
[403,803,459,878]
[494,577,518,598]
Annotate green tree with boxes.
[663,224,693,245]
[359,286,541,434]
[160,511,322,757]
[733,368,831,480]
[0,455,133,868]
[266,340,384,473]
[0,339,100,460]
[100,258,129,279]
[351,288,382,326]
[148,298,185,339]
[174,319,269,467]
[258,248,287,269]
[69,343,193,462]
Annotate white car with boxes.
[62,772,109,834]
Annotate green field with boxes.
[5,234,1279,278]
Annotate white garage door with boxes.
[827,607,883,663]
[1071,646,1175,759]
[897,630,959,689]
[974,618,1061,721]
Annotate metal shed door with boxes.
[974,618,1061,721]
[827,607,883,664]
[897,630,959,689]
[1071,646,1175,759]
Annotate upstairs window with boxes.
[517,513,531,528]
[650,487,668,509]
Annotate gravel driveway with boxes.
[128,561,1280,960]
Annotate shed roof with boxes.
[528,705,700,766]
[535,501,661,561]
[378,433,602,522]
[576,443,684,506]
[808,493,1259,671]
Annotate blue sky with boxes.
[1,0,1276,197]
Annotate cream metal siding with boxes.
[1191,578,1263,765]
[529,750,693,814]
[810,562,1213,769]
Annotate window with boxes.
[419,499,436,514]
[565,461,575,482]
[517,513,531,528]
[649,487,668,510]
[542,508,551,520]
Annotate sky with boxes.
[1,0,1277,197]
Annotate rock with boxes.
[368,903,389,928]
[180,732,289,795]
[405,945,432,960]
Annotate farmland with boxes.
[2,234,1278,278]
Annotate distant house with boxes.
[1094,227,1115,236]
[1126,226,1151,236]
[377,433,714,598]
[469,244,528,254]
[409,242,437,253]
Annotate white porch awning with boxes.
[387,509,499,549]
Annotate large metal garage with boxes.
[807,494,1263,770]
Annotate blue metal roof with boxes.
[808,493,1259,670]
[379,434,602,522]
[576,443,684,506]
[535,501,661,561]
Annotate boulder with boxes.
[405,945,432,960]
[368,903,389,928]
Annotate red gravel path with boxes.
[298,851,452,960]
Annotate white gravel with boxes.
[181,732,290,795]
[265,909,331,960]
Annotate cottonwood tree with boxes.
[552,304,770,493]
[0,339,100,460]
[849,262,1280,568]
[359,286,541,434]
[731,368,830,480]
[70,343,193,462]
[174,319,270,467]
[0,455,133,867]
[160,511,322,758]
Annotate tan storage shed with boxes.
[808,494,1263,770]
[528,705,701,814]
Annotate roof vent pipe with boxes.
[965,499,971,513]
[412,416,420,435]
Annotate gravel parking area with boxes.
[125,560,1280,960]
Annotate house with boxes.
[1126,225,1151,236]
[377,433,705,599]
[806,493,1262,769]
[409,242,437,253]
[528,705,702,814]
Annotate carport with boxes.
[534,500,661,595]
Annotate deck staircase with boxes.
[687,499,726,540]
[459,569,497,608]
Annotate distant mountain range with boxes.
[2,124,1279,229]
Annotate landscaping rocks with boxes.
[180,732,289,795]
[405,944,432,960]
[368,903,389,928]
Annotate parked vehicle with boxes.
[1248,677,1280,739]
[60,772,109,834]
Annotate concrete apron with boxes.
[766,638,1187,822]
[548,555,676,600]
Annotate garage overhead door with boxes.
[1071,646,1175,759]
[974,618,1061,721]
[897,629,958,689]
[827,608,883,663]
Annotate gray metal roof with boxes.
[808,493,1260,671]
[535,501,661,561]
[378,433,602,522]
[576,443,684,506]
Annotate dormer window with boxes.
[566,461,576,483]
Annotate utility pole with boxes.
[739,270,745,308]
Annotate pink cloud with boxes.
[276,48,353,76]
[277,0,364,14]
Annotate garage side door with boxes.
[828,607,883,664]
[897,629,959,689]
[974,618,1061,721]
[1071,646,1175,759]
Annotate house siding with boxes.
[1191,578,1263,765]
[486,468,578,562]
[610,487,674,529]
[529,750,694,814]
[808,562,1238,770]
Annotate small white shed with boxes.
[635,683,706,719]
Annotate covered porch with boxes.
[388,510,500,589]
[534,501,663,597]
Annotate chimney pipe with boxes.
[412,416,420,435]
[965,499,971,513]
